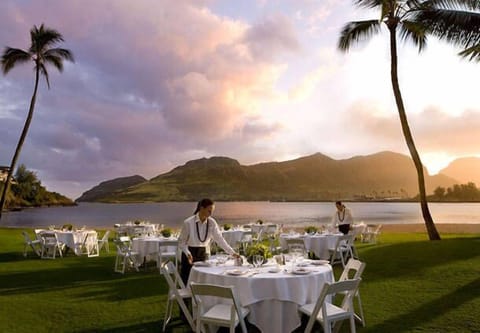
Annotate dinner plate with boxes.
[193,261,211,267]
[225,269,249,276]
[268,267,281,273]
[296,261,311,267]
[292,268,310,275]
[311,260,329,265]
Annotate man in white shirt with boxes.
[331,201,353,235]
[178,198,240,284]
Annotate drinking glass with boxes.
[253,255,264,268]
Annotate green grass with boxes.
[1,228,479,332]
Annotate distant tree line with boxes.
[0,164,73,209]
[430,182,480,202]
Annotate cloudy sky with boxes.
[0,0,479,199]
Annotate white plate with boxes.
[292,268,310,275]
[296,261,311,267]
[225,269,248,276]
[311,260,329,265]
[268,267,281,273]
[193,261,211,267]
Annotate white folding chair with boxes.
[113,237,141,274]
[329,234,355,267]
[299,278,361,333]
[160,261,195,332]
[237,231,253,256]
[190,282,250,333]
[22,231,41,257]
[98,230,110,253]
[157,240,179,270]
[337,259,366,326]
[84,231,99,257]
[361,224,382,244]
[40,232,64,259]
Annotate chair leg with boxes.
[355,291,365,327]
[350,314,357,333]
[162,298,172,332]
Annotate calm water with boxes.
[3,201,480,229]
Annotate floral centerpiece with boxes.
[245,243,271,265]
[62,223,73,231]
[256,219,264,225]
[223,223,232,231]
[134,219,142,225]
[304,225,318,235]
[161,227,172,238]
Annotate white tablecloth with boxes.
[250,224,277,235]
[37,230,97,255]
[116,223,156,237]
[131,237,178,261]
[279,233,342,260]
[188,261,334,333]
[222,230,247,248]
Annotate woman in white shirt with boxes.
[178,198,240,283]
[331,201,353,235]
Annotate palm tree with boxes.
[0,24,74,220]
[338,1,441,239]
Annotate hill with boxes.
[76,175,147,202]
[439,157,480,186]
[76,151,458,202]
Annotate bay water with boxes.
[3,201,480,229]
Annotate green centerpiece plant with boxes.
[223,223,232,231]
[304,225,318,235]
[245,243,271,265]
[161,227,172,238]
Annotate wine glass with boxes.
[253,254,264,268]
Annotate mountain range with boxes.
[76,151,478,202]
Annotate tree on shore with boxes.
[338,1,479,240]
[0,24,74,220]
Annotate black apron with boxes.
[180,246,207,285]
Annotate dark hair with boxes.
[194,198,215,214]
[335,201,342,206]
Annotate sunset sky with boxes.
[0,0,479,199]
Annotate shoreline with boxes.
[379,223,480,234]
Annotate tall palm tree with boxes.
[0,24,74,220]
[338,1,440,239]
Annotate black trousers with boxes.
[180,246,207,285]
[339,224,350,235]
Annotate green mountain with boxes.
[76,175,147,202]
[76,151,458,202]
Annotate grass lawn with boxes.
[1,228,479,332]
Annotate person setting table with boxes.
[331,201,354,235]
[178,198,240,284]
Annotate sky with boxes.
[0,0,479,200]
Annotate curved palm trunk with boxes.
[388,27,441,240]
[0,66,40,220]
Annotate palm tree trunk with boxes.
[0,66,40,220]
[388,27,441,240]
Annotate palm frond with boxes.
[38,63,50,89]
[338,20,382,51]
[1,47,31,74]
[416,9,480,47]
[424,0,480,10]
[354,0,384,9]
[459,43,480,61]
[43,48,75,69]
[400,20,428,51]
[29,24,64,54]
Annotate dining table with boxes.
[221,229,247,248]
[188,258,334,333]
[131,236,178,262]
[36,229,98,256]
[279,232,343,260]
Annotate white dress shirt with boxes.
[331,206,354,227]
[178,214,235,257]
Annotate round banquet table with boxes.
[221,230,247,248]
[279,233,342,260]
[188,261,334,333]
[131,237,178,261]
